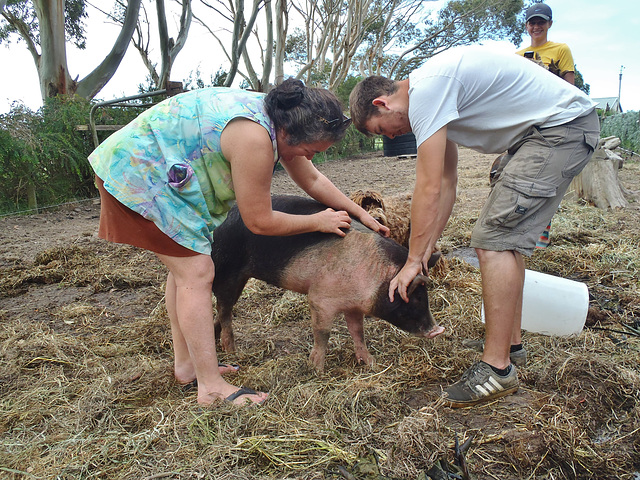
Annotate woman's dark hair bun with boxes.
[275,78,305,109]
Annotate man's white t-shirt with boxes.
[408,46,596,154]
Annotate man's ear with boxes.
[372,98,389,110]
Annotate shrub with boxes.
[601,111,640,153]
[0,107,42,213]
[0,95,145,215]
[0,96,99,214]
[325,125,379,159]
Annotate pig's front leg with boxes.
[344,311,374,367]
[214,302,236,352]
[308,303,335,373]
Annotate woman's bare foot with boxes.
[217,362,240,375]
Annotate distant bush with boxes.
[601,111,640,153]
[0,95,144,215]
[0,96,98,214]
[0,107,42,213]
[325,125,379,159]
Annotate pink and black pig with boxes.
[212,194,444,372]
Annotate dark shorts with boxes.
[96,176,199,257]
[470,109,600,256]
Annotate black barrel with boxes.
[382,133,417,156]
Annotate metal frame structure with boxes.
[87,81,183,148]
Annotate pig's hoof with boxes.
[220,340,237,353]
[356,354,375,367]
[309,351,326,373]
[309,359,326,374]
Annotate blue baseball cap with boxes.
[526,3,552,22]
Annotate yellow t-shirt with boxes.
[516,41,575,77]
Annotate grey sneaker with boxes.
[442,361,519,408]
[461,339,528,367]
[509,348,527,368]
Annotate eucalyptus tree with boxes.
[195,0,272,91]
[283,0,524,87]
[374,0,525,79]
[114,0,192,90]
[190,0,524,92]
[0,0,141,101]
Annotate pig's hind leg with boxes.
[344,311,374,367]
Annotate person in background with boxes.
[348,46,599,407]
[514,2,577,248]
[517,2,575,85]
[89,79,389,406]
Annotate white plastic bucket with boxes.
[481,269,589,336]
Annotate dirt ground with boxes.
[1,148,639,479]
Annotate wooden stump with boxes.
[570,137,628,209]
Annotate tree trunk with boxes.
[75,0,142,100]
[29,0,141,102]
[273,0,287,86]
[27,183,38,213]
[570,141,628,210]
[33,0,73,99]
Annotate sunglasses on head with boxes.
[317,114,352,128]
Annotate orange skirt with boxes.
[95,176,200,257]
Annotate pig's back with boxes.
[212,195,407,290]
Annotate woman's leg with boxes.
[156,252,267,405]
[166,271,239,380]
[165,271,193,382]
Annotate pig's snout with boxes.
[429,324,445,338]
[418,325,444,338]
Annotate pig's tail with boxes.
[265,78,349,146]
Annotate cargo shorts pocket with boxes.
[584,132,600,152]
[484,176,557,231]
[562,132,601,178]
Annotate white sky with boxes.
[1,0,639,114]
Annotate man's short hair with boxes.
[349,76,398,135]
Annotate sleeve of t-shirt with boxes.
[557,43,575,73]
[409,74,463,147]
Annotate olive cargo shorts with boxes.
[470,109,600,256]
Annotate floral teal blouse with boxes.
[89,88,278,254]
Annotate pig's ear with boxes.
[384,289,404,313]
[426,251,441,269]
[407,274,428,296]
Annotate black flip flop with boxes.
[180,379,198,392]
[225,386,267,405]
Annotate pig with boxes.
[211,194,444,372]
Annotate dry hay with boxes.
[349,189,413,248]
[349,189,450,278]
[1,152,640,479]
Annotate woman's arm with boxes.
[281,155,390,236]
[221,119,353,237]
